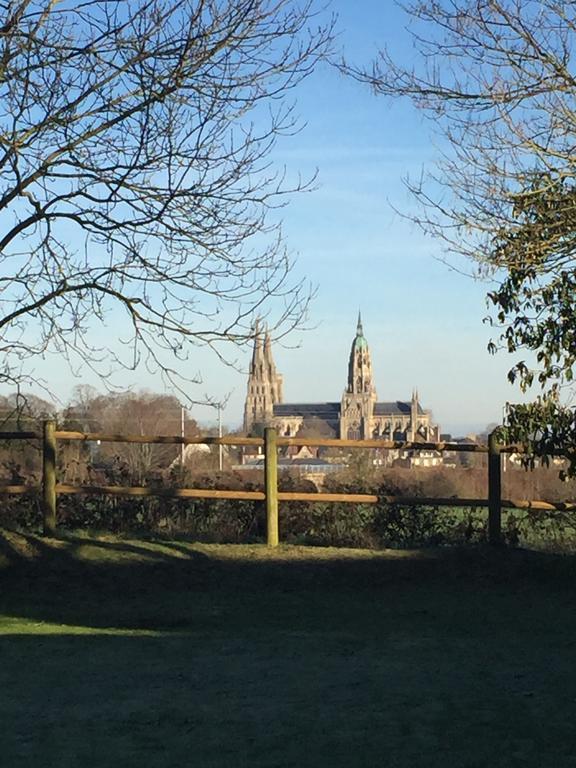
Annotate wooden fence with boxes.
[1,421,574,547]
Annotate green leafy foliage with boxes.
[500,397,576,478]
[488,175,576,395]
[484,175,576,474]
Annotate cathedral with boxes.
[243,315,440,441]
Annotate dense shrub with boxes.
[53,471,266,542]
[3,464,576,551]
[503,508,576,552]
[0,494,43,531]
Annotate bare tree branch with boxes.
[0,0,333,391]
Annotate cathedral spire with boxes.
[264,326,273,368]
[346,314,376,397]
[410,388,420,441]
[244,320,283,433]
[250,318,263,374]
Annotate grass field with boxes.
[2,531,576,767]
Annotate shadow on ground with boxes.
[3,530,576,768]
[1,528,576,632]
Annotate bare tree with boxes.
[346,1,576,467]
[0,0,332,391]
[348,1,576,263]
[62,388,201,484]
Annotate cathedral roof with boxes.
[374,401,424,415]
[273,400,424,421]
[273,402,340,418]
[273,401,425,418]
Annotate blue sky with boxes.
[217,0,532,436]
[17,1,532,436]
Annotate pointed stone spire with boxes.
[264,326,273,369]
[410,387,419,441]
[264,325,277,383]
[346,313,375,396]
[250,318,262,374]
[244,319,283,433]
[342,313,377,439]
[264,326,283,404]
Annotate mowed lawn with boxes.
[2,531,576,767]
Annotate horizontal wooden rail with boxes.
[54,431,262,446]
[0,484,37,495]
[277,437,564,456]
[276,437,490,452]
[2,421,575,546]
[56,485,266,501]
[0,431,484,452]
[21,487,576,513]
[280,492,378,503]
[51,431,493,453]
[502,499,576,512]
[0,486,482,506]
[3,482,576,513]
[44,486,576,512]
[0,428,566,458]
[54,485,378,505]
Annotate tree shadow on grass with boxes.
[3,531,576,767]
[2,528,576,633]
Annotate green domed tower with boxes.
[346,313,375,396]
[341,313,377,439]
[242,311,441,447]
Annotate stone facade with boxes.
[243,315,440,441]
[243,320,283,433]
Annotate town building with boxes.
[243,314,440,441]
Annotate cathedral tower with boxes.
[340,313,377,439]
[243,322,283,433]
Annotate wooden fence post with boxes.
[42,419,57,536]
[488,430,502,546]
[264,427,279,547]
